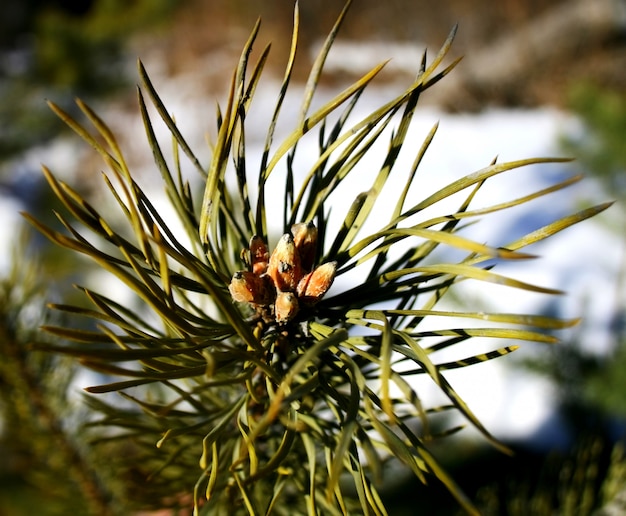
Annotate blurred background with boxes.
[1,0,626,514]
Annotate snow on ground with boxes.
[315,39,429,76]
[0,194,25,274]
[0,60,620,449]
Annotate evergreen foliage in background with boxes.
[1,1,618,514]
[0,0,177,158]
[562,83,626,198]
[0,238,112,514]
[559,73,626,423]
[468,81,626,516]
[526,83,626,420]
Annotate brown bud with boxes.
[291,221,317,272]
[275,291,299,324]
[229,271,273,305]
[296,261,337,305]
[249,235,269,275]
[268,233,302,292]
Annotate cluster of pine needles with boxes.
[24,1,610,514]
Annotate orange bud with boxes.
[296,261,337,305]
[291,221,317,272]
[275,291,299,324]
[268,233,302,292]
[229,271,273,305]
[249,235,269,275]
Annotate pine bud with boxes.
[229,271,272,305]
[291,221,318,272]
[249,235,269,275]
[296,261,337,305]
[268,233,302,292]
[275,291,299,324]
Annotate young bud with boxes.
[291,221,318,272]
[275,291,299,324]
[268,233,302,292]
[249,235,269,275]
[229,271,273,305]
[296,261,337,305]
